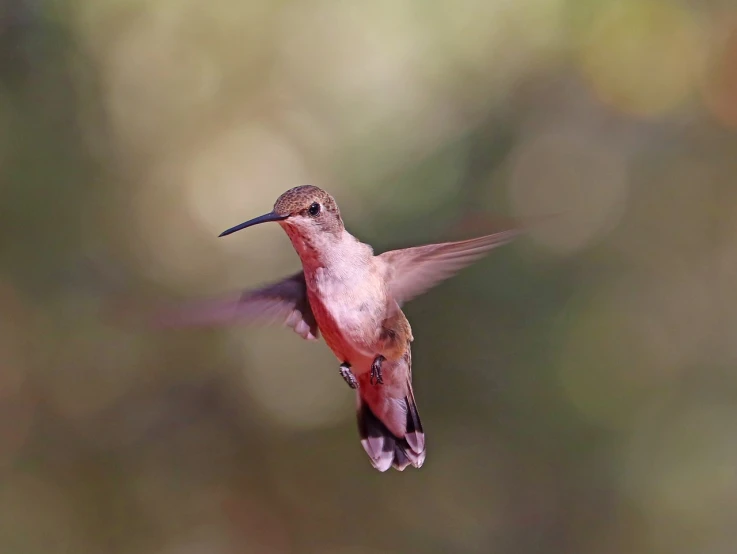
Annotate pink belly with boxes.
[306,287,380,370]
[308,293,351,361]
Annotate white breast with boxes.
[313,264,385,353]
[288,225,385,359]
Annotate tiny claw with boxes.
[370,355,385,386]
[339,363,358,390]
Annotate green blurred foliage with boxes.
[1,0,737,552]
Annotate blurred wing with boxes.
[378,230,520,306]
[151,271,319,340]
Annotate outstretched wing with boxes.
[148,271,319,340]
[378,229,520,306]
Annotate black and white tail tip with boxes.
[357,395,425,472]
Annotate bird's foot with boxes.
[370,355,385,385]
[339,362,358,389]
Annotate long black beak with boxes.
[218,212,288,237]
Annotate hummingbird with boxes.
[154,185,521,472]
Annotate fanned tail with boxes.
[355,352,425,472]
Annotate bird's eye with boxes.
[308,202,321,216]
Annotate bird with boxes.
[152,185,523,472]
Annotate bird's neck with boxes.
[286,228,373,276]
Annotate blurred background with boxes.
[1,0,737,552]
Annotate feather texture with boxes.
[378,229,520,306]
[150,271,319,340]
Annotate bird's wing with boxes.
[378,229,520,306]
[148,271,319,340]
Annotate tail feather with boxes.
[404,383,424,455]
[356,376,426,472]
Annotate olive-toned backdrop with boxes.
[1,1,736,553]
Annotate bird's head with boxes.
[219,185,345,246]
